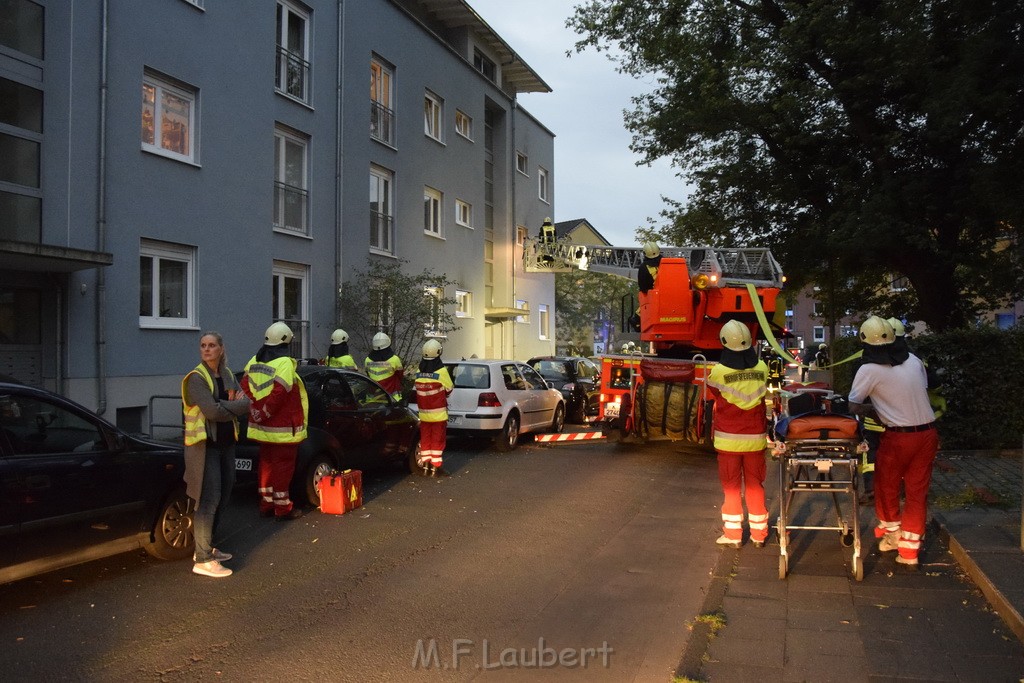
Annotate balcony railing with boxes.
[370,210,393,253]
[370,100,395,145]
[274,181,308,233]
[276,46,310,102]
[279,319,310,359]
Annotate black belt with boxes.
[886,422,936,433]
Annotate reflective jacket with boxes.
[415,366,453,422]
[242,355,308,444]
[365,354,404,398]
[182,363,240,446]
[324,354,357,369]
[706,360,768,453]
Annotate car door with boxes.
[3,391,150,567]
[515,363,555,430]
[0,413,18,569]
[334,373,407,467]
[576,359,601,415]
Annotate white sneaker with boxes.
[193,548,233,563]
[716,535,741,549]
[878,531,900,552]
[193,560,232,578]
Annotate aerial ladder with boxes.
[523,237,786,357]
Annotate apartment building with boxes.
[0,0,557,429]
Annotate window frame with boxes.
[473,49,496,82]
[516,152,528,176]
[423,186,443,238]
[370,164,394,255]
[272,260,310,357]
[455,110,472,140]
[455,199,472,228]
[455,289,472,319]
[275,0,312,104]
[141,71,198,164]
[139,239,196,329]
[273,125,310,235]
[370,57,395,146]
[812,326,826,343]
[538,166,549,203]
[424,90,444,142]
[538,304,550,340]
[424,286,446,338]
[515,299,529,324]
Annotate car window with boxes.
[345,374,390,407]
[518,365,547,390]
[532,360,569,381]
[501,364,525,391]
[322,374,357,410]
[0,394,105,455]
[450,363,490,389]
[578,360,598,379]
[608,366,633,390]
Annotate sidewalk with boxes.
[679,449,1024,682]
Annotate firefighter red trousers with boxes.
[419,420,447,468]
[873,428,939,561]
[717,450,769,543]
[257,442,299,516]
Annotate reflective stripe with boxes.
[748,513,769,530]
[714,430,767,453]
[875,522,900,537]
[417,387,446,397]
[723,521,743,530]
[722,513,744,522]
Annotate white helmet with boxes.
[819,343,827,350]
[643,241,661,259]
[372,332,391,350]
[886,317,906,337]
[859,316,895,346]
[264,322,293,346]
[719,320,752,351]
[330,328,349,344]
[422,339,442,359]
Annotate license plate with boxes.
[447,415,462,426]
[604,403,620,418]
[235,458,253,471]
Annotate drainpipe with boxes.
[509,101,517,359]
[94,0,109,414]
[334,0,345,326]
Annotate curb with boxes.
[935,519,1024,645]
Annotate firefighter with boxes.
[365,332,404,400]
[241,322,309,521]
[323,328,356,369]
[415,339,454,477]
[815,342,830,369]
[539,216,556,244]
[849,316,938,569]
[763,344,785,389]
[706,320,770,548]
[637,242,661,294]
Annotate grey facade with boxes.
[0,0,556,430]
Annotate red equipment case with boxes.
[317,469,363,514]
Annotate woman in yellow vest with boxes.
[182,332,250,578]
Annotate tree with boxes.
[570,0,1024,331]
[339,259,460,371]
[556,268,638,352]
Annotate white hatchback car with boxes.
[421,360,565,451]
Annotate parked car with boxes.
[527,356,601,424]
[412,360,564,451]
[234,366,420,506]
[0,381,193,585]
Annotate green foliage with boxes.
[831,326,1024,449]
[555,269,638,352]
[570,0,1024,332]
[339,259,460,373]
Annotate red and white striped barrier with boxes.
[534,431,607,443]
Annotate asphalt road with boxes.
[0,434,725,682]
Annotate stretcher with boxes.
[771,389,868,581]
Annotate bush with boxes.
[830,326,1024,450]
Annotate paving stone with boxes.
[706,634,785,669]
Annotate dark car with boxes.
[0,382,194,585]
[234,366,420,506]
[527,356,601,424]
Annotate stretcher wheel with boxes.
[841,532,855,547]
[779,555,788,580]
[853,556,864,581]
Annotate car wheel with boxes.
[550,404,566,433]
[494,412,520,452]
[143,487,195,561]
[571,400,587,425]
[406,438,424,474]
[304,453,336,507]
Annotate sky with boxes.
[468,0,691,247]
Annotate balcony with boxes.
[274,181,308,234]
[371,101,395,146]
[276,46,310,103]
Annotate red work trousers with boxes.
[257,442,299,516]
[419,420,447,467]
[717,450,769,542]
[874,429,939,560]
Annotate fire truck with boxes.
[524,238,785,444]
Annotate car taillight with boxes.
[478,392,501,407]
[600,394,622,403]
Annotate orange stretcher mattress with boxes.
[776,414,860,441]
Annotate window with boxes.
[273,260,309,356]
[456,290,471,318]
[370,165,394,254]
[424,187,442,237]
[142,72,197,163]
[273,126,309,234]
[276,1,311,103]
[538,304,550,339]
[2,395,104,457]
[538,167,549,202]
[515,299,529,324]
[0,287,41,344]
[424,91,443,141]
[455,110,472,140]
[424,286,445,337]
[813,301,823,316]
[371,288,392,329]
[812,326,825,343]
[370,58,395,145]
[516,226,528,245]
[0,77,43,243]
[473,49,496,82]
[456,199,472,228]
[890,275,909,292]
[139,240,195,328]
[0,0,43,60]
[516,152,528,175]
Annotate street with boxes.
[0,435,725,681]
